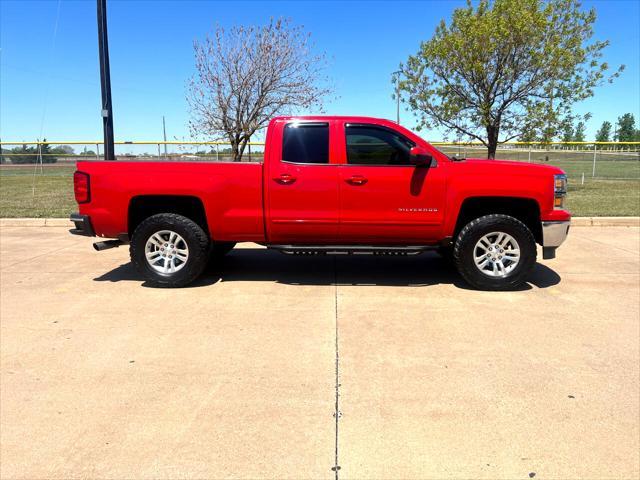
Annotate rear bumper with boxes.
[69,213,95,237]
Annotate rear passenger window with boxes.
[282,123,329,164]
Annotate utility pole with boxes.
[162,116,168,159]
[97,0,115,160]
[392,70,401,125]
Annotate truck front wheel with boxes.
[453,214,537,290]
[130,213,210,287]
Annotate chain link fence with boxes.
[0,141,266,164]
[2,140,638,178]
[1,140,638,218]
[436,143,639,181]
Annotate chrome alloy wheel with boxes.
[473,231,520,278]
[144,230,189,274]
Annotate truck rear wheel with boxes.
[130,213,210,287]
[453,214,536,290]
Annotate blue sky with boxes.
[1,0,639,144]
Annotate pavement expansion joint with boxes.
[332,257,341,479]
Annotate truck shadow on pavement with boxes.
[94,248,561,290]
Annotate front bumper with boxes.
[541,220,570,259]
[69,213,95,237]
[542,220,570,247]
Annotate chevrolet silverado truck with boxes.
[70,116,570,290]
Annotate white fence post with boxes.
[528,144,532,163]
[592,143,597,178]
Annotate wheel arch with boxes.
[453,196,542,244]
[128,195,210,238]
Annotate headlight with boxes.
[554,174,567,209]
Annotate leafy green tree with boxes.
[518,129,537,143]
[40,141,51,161]
[0,148,10,164]
[38,140,57,164]
[615,113,637,142]
[51,145,75,155]
[573,121,586,142]
[560,121,575,143]
[397,0,623,158]
[80,146,96,157]
[9,140,57,164]
[9,144,37,164]
[595,121,612,142]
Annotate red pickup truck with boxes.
[70,116,570,290]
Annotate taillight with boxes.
[73,171,90,204]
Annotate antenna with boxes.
[392,70,401,125]
[97,0,115,160]
[163,116,168,159]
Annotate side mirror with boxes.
[409,146,433,166]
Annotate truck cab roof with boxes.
[271,115,395,124]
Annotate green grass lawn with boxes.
[0,165,76,218]
[529,158,640,180]
[439,146,640,180]
[1,163,638,218]
[566,180,640,216]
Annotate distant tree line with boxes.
[0,141,80,164]
[594,113,640,142]
[524,113,640,143]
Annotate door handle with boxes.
[346,175,368,186]
[274,174,297,185]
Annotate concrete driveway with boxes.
[1,225,638,479]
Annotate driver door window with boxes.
[346,125,414,166]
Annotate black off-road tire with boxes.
[130,213,210,288]
[453,214,537,291]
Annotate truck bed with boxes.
[76,161,265,241]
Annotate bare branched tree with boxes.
[187,18,331,161]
